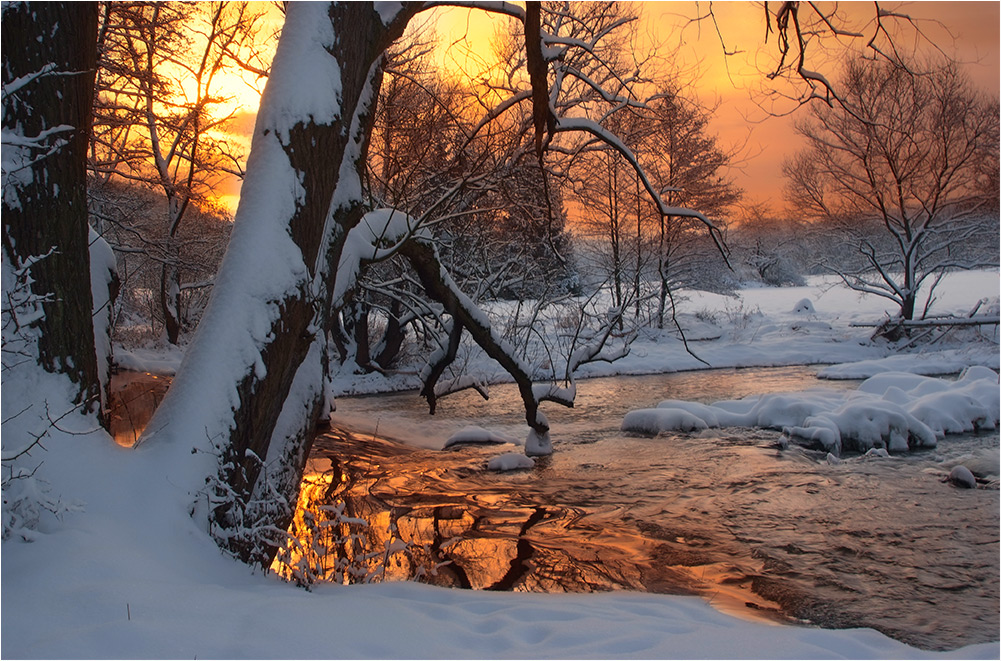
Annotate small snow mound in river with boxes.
[443,425,521,448]
[791,298,815,313]
[622,369,999,456]
[785,398,937,453]
[487,452,535,471]
[948,465,978,489]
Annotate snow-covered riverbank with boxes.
[3,272,998,659]
[331,272,1001,397]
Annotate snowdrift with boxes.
[622,366,999,455]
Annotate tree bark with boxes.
[2,2,101,411]
[374,298,406,369]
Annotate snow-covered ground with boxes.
[3,271,998,659]
[115,272,1001,391]
[330,272,1000,397]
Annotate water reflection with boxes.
[272,427,789,624]
[282,367,998,651]
[108,371,171,447]
[111,367,997,650]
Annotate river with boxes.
[276,366,999,652]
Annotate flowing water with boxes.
[108,370,171,447]
[283,366,999,651]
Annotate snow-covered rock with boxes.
[487,452,536,472]
[443,425,521,448]
[621,369,999,456]
[948,465,978,489]
[525,412,553,456]
[791,298,815,313]
[786,399,937,454]
[622,408,710,434]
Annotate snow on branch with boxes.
[333,208,427,309]
[540,16,634,53]
[1,63,59,100]
[420,1,525,22]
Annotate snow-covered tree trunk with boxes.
[89,228,119,419]
[138,2,419,566]
[2,2,101,412]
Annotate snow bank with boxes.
[114,344,185,376]
[819,350,999,379]
[623,368,999,455]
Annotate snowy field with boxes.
[3,271,999,659]
[115,272,1001,388]
[326,271,1000,397]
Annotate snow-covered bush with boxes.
[487,452,536,471]
[1,252,88,540]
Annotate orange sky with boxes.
[218,2,1000,217]
[639,1,1001,214]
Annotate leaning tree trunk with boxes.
[138,2,419,567]
[2,2,101,412]
[373,298,407,370]
[160,261,182,344]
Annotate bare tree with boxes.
[785,56,999,320]
[574,86,740,327]
[636,91,741,325]
[90,1,265,343]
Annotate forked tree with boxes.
[785,56,999,320]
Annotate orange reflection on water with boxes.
[108,371,171,447]
[270,455,462,587]
[270,429,788,628]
